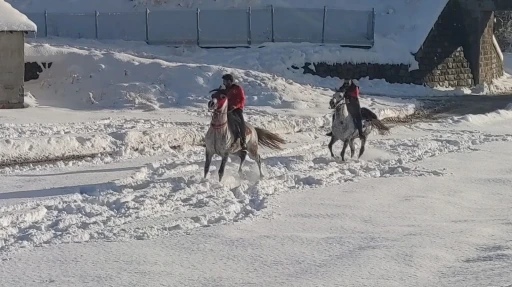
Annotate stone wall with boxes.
[301,0,505,88]
[478,11,504,83]
[0,32,25,108]
[462,9,504,84]
[409,0,474,87]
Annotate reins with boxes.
[210,108,228,130]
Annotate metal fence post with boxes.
[322,6,327,44]
[371,8,375,46]
[271,5,275,42]
[44,10,48,37]
[145,8,149,43]
[247,7,252,46]
[95,10,99,39]
[196,8,200,46]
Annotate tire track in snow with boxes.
[1,128,511,257]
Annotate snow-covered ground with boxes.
[1,37,512,285]
[2,102,512,286]
[3,140,512,286]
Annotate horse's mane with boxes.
[209,88,227,93]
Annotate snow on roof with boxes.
[0,0,37,31]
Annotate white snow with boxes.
[3,142,512,286]
[0,37,511,286]
[493,35,504,62]
[0,0,36,31]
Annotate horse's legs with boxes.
[246,143,263,179]
[204,149,213,178]
[256,154,263,179]
[218,153,229,182]
[349,138,356,158]
[341,140,349,162]
[358,135,367,159]
[238,150,247,176]
[328,136,338,158]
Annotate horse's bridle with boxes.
[208,100,228,129]
[329,97,346,109]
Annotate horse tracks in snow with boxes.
[1,116,512,257]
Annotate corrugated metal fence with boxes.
[24,6,375,48]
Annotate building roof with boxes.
[0,0,37,32]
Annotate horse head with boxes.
[329,87,345,109]
[208,88,228,112]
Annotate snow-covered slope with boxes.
[9,0,448,54]
[25,40,425,113]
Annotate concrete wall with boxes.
[0,32,25,108]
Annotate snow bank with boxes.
[24,42,420,115]
[0,122,205,166]
[24,43,335,111]
[2,118,512,255]
[0,0,36,31]
[261,36,417,67]
[446,102,512,126]
[25,38,504,114]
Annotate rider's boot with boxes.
[240,136,248,154]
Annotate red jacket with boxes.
[344,83,359,98]
[226,84,245,110]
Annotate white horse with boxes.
[327,90,390,161]
[204,88,286,182]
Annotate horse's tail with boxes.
[368,118,391,135]
[361,107,378,120]
[255,127,286,150]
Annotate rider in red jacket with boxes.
[327,79,365,140]
[343,79,365,139]
[222,74,247,152]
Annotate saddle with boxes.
[326,107,376,137]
